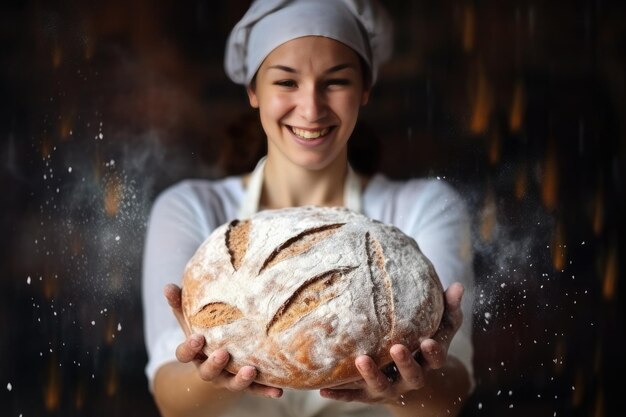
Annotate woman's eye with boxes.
[325,79,350,87]
[274,80,297,88]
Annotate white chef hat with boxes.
[224,0,393,86]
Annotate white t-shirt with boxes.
[142,173,474,417]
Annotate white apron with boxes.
[237,156,362,218]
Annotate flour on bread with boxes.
[182,206,444,389]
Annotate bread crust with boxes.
[181,206,444,389]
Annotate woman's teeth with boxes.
[291,126,330,139]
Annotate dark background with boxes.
[1,0,624,416]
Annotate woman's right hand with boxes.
[163,283,283,398]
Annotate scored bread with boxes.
[181,206,444,389]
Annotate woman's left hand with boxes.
[319,282,464,404]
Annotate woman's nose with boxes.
[297,85,327,122]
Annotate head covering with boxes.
[224,0,393,86]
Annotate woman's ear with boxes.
[247,84,259,108]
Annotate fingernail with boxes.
[212,350,228,364]
[189,335,202,348]
[394,347,408,361]
[357,360,373,372]
[241,367,256,381]
[268,389,282,398]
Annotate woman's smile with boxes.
[289,125,332,139]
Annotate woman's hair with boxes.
[217,111,267,176]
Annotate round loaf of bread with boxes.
[181,206,444,389]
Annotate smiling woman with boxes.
[2,0,623,415]
[141,1,474,417]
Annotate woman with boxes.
[142,1,475,416]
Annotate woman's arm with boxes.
[320,283,470,417]
[388,180,475,416]
[152,284,283,417]
[386,356,470,417]
[153,361,243,417]
[385,283,471,417]
[143,184,281,416]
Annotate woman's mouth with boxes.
[288,126,332,140]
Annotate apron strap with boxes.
[237,156,267,219]
[237,156,362,218]
[344,163,362,213]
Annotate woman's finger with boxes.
[164,283,183,308]
[419,338,446,370]
[320,387,368,402]
[355,355,391,395]
[176,334,206,363]
[196,348,230,381]
[225,366,258,391]
[428,283,465,352]
[390,344,424,389]
[444,282,464,311]
[247,382,284,398]
[164,283,191,336]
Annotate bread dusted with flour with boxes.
[181,206,444,389]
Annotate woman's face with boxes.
[247,36,370,171]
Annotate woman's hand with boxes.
[163,283,283,398]
[319,283,465,404]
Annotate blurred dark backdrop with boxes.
[1,0,624,416]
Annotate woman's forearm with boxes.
[386,357,471,417]
[153,361,243,417]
